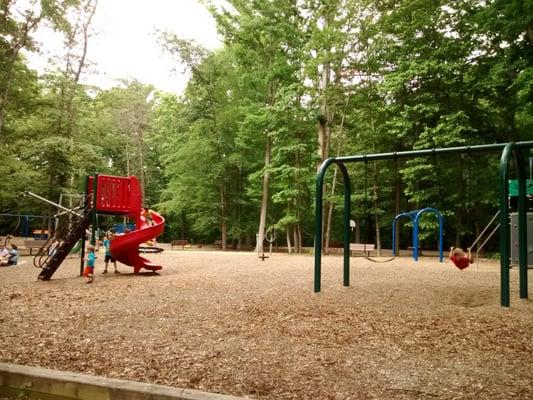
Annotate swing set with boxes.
[314,141,533,308]
[350,157,445,264]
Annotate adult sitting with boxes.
[0,244,18,266]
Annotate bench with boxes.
[327,241,344,253]
[350,243,375,256]
[32,229,48,239]
[214,240,222,249]
[23,240,48,255]
[171,240,189,250]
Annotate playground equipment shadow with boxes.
[0,251,531,400]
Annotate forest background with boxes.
[1,0,532,254]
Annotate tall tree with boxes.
[0,0,75,137]
[212,0,305,252]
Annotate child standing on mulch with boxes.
[102,231,119,274]
[83,245,96,283]
[449,246,474,270]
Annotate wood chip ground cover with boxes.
[0,251,531,399]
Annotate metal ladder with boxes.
[35,197,92,281]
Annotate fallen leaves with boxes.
[0,253,531,400]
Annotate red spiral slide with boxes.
[110,210,165,274]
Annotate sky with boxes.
[27,0,223,94]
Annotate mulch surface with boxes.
[0,251,532,399]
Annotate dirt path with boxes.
[0,251,531,399]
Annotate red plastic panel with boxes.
[88,175,142,215]
[110,210,165,273]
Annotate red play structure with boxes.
[88,174,165,274]
[35,174,165,280]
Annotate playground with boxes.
[3,1,533,397]
[0,251,531,399]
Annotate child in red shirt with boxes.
[83,245,96,283]
[449,246,473,270]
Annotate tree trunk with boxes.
[296,223,302,253]
[455,157,464,247]
[180,211,186,240]
[527,24,533,46]
[255,136,271,254]
[317,119,329,171]
[394,159,401,254]
[372,161,382,256]
[63,0,98,140]
[236,167,242,251]
[324,105,347,255]
[316,34,332,250]
[256,75,277,254]
[295,202,303,254]
[293,224,299,253]
[475,222,480,257]
[286,227,292,254]
[316,72,330,169]
[219,185,227,250]
[293,223,303,254]
[138,130,146,200]
[59,5,94,209]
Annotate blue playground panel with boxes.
[114,223,136,234]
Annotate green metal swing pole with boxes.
[314,158,335,293]
[338,143,533,163]
[80,175,89,276]
[499,144,529,307]
[313,158,367,291]
[516,149,528,300]
[499,145,513,307]
[338,163,351,287]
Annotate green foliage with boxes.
[1,0,532,250]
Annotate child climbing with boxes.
[141,207,155,227]
[83,245,96,283]
[449,246,473,270]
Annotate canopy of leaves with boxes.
[1,0,532,250]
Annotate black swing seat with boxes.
[138,246,164,254]
[363,255,396,263]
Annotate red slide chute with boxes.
[110,209,165,274]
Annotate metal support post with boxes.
[338,163,351,287]
[314,159,332,292]
[80,176,89,276]
[516,150,528,299]
[499,144,513,307]
[91,174,98,246]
